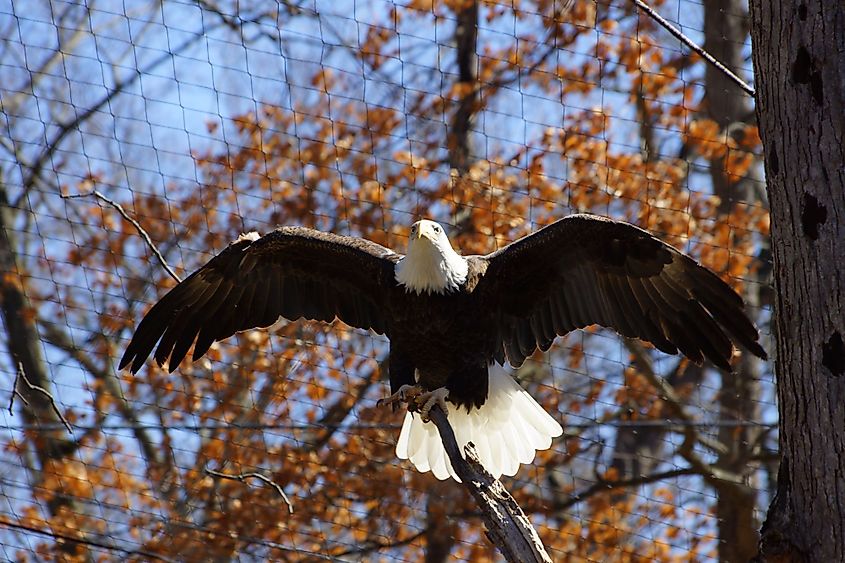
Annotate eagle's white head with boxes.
[395,219,468,294]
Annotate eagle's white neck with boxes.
[395,236,468,295]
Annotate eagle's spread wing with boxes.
[119,227,400,374]
[478,214,767,369]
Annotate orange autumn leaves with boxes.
[4,1,770,561]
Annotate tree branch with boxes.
[61,190,181,283]
[205,467,293,513]
[427,405,553,563]
[12,362,73,435]
[630,0,755,96]
[0,517,176,563]
[624,339,729,456]
[37,319,164,467]
[22,27,216,194]
[554,466,699,511]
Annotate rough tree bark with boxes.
[749,0,845,560]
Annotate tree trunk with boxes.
[750,1,845,560]
[0,183,86,557]
[448,0,479,175]
[425,481,458,563]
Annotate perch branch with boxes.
[427,405,553,563]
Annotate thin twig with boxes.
[427,405,553,563]
[624,339,728,456]
[205,467,293,513]
[555,466,699,511]
[8,362,29,414]
[61,190,181,283]
[630,0,756,97]
[14,363,73,434]
[22,30,217,194]
[624,342,744,484]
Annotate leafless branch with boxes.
[624,343,744,484]
[22,27,216,195]
[630,0,755,97]
[302,358,382,453]
[554,466,699,511]
[37,320,164,467]
[8,363,29,414]
[624,339,728,457]
[0,517,176,563]
[192,0,305,43]
[333,529,427,557]
[1,6,93,116]
[427,405,552,563]
[13,363,72,435]
[61,190,181,283]
[205,467,294,514]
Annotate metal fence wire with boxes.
[0,0,773,561]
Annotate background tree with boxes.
[1,0,773,560]
[750,0,845,560]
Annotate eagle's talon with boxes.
[378,384,423,409]
[377,385,449,421]
[415,387,450,422]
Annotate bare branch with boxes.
[22,27,216,194]
[630,0,755,97]
[554,466,699,511]
[8,363,29,414]
[332,529,427,557]
[427,405,552,563]
[205,467,294,514]
[61,190,181,283]
[485,0,575,91]
[37,319,164,467]
[301,358,382,453]
[14,363,72,435]
[1,4,95,117]
[621,340,748,486]
[624,339,728,456]
[0,517,177,563]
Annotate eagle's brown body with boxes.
[388,258,493,409]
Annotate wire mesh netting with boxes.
[0,0,773,560]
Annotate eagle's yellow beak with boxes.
[410,220,444,246]
[415,222,433,241]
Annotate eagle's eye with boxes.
[433,225,441,233]
[411,225,417,233]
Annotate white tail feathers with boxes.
[395,368,562,481]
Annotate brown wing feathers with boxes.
[121,215,765,377]
[486,215,766,370]
[119,228,397,374]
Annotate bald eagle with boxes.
[120,214,766,481]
